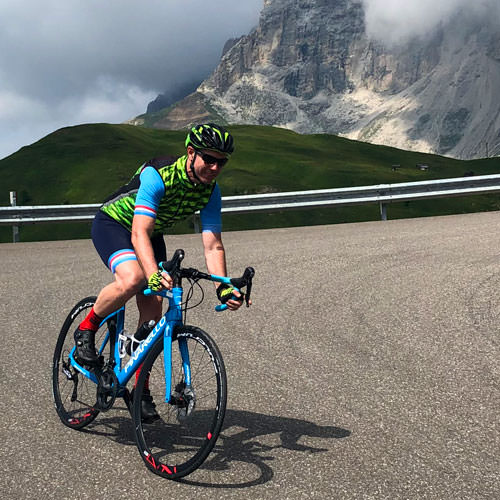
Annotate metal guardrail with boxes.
[2,174,500,242]
[221,174,500,214]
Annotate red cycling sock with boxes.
[79,307,103,332]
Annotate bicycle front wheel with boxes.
[133,325,227,479]
[52,296,104,429]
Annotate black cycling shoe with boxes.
[131,387,160,423]
[74,328,99,366]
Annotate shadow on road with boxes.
[83,407,351,489]
[181,409,351,489]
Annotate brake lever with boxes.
[245,281,252,307]
[244,267,254,307]
[159,249,185,274]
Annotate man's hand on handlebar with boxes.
[216,284,252,311]
[148,270,173,291]
[226,289,252,311]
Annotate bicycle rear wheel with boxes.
[133,325,227,479]
[52,296,105,429]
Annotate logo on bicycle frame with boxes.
[124,316,166,374]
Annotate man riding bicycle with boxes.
[73,123,246,420]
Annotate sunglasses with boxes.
[196,150,229,167]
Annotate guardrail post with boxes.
[379,202,387,221]
[10,191,20,243]
[193,213,201,233]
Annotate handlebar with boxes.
[147,249,254,312]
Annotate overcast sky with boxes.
[362,0,499,44]
[0,0,262,160]
[1,0,498,161]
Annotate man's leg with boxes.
[136,293,163,326]
[75,211,148,365]
[75,259,146,365]
[93,260,147,318]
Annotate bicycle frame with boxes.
[68,286,185,404]
[67,272,240,405]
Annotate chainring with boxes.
[96,367,119,411]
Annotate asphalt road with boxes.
[1,212,499,499]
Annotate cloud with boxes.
[0,0,262,159]
[0,80,156,161]
[361,0,500,45]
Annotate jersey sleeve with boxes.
[134,166,165,219]
[200,183,222,233]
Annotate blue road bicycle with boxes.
[52,249,254,479]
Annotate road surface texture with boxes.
[0,211,499,499]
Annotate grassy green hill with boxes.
[1,123,500,242]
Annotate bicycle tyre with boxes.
[52,296,102,429]
[133,325,227,479]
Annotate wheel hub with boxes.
[173,382,196,421]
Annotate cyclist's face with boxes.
[187,146,228,184]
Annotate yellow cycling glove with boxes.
[148,270,164,291]
[217,284,242,304]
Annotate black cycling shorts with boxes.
[91,211,166,274]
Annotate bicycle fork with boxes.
[163,287,192,404]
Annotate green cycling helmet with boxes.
[185,123,234,156]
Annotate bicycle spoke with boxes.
[133,326,226,479]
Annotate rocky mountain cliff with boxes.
[133,0,500,159]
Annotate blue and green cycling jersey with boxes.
[100,155,221,236]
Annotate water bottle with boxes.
[126,320,156,355]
